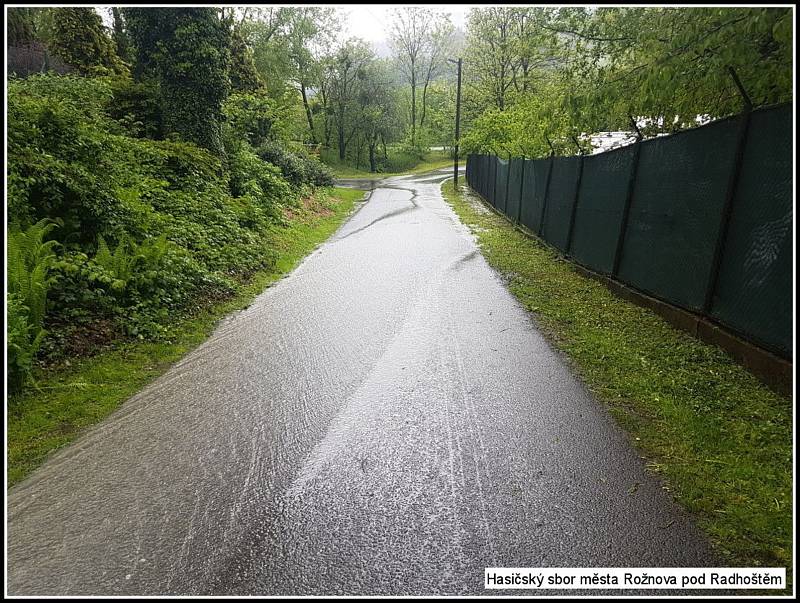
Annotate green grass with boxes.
[322,149,462,178]
[441,180,792,592]
[7,186,363,488]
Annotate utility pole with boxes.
[448,57,462,187]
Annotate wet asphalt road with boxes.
[7,169,719,595]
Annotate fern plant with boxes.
[7,219,59,392]
[137,234,171,268]
[7,294,48,393]
[7,219,59,331]
[94,234,139,292]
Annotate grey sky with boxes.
[98,5,470,50]
[339,4,469,42]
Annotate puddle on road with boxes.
[334,178,383,191]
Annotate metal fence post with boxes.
[505,153,512,215]
[565,153,585,257]
[492,154,498,205]
[538,153,555,237]
[516,158,525,225]
[702,70,754,315]
[612,119,644,277]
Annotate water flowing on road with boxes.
[7,168,719,595]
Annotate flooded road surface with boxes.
[7,169,718,595]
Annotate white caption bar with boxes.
[485,568,786,589]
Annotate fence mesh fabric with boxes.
[542,156,581,251]
[520,159,549,233]
[496,158,510,214]
[489,156,498,206]
[506,158,524,221]
[616,116,740,310]
[709,104,793,356]
[570,145,637,274]
[465,103,791,358]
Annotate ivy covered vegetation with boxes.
[7,8,335,395]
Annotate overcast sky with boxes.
[338,4,469,42]
[99,5,470,48]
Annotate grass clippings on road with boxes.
[7,187,364,488]
[441,179,792,591]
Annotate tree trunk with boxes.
[381,133,388,160]
[337,108,346,160]
[355,137,365,169]
[369,143,376,173]
[410,62,416,146]
[420,79,429,128]
[299,82,317,145]
[320,85,332,148]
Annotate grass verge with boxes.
[323,150,462,178]
[441,179,792,591]
[7,186,364,488]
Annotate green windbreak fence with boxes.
[506,158,524,221]
[616,115,741,310]
[709,104,793,355]
[465,102,793,359]
[570,145,636,274]
[542,156,581,252]
[520,159,549,234]
[496,158,509,214]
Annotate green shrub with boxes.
[295,150,335,187]
[256,141,334,189]
[223,91,283,147]
[7,76,136,244]
[107,76,162,139]
[256,140,307,188]
[397,136,429,161]
[228,145,293,214]
[48,7,128,76]
[7,73,295,380]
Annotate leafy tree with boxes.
[461,7,793,156]
[243,7,295,98]
[327,38,376,160]
[7,7,37,45]
[48,8,127,76]
[110,7,134,64]
[121,7,161,79]
[283,7,341,145]
[464,8,519,112]
[551,7,793,131]
[229,27,265,92]
[124,8,231,156]
[354,60,398,172]
[419,17,455,131]
[389,8,454,147]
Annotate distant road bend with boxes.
[7,168,719,595]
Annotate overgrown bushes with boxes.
[7,73,336,393]
[256,140,334,188]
